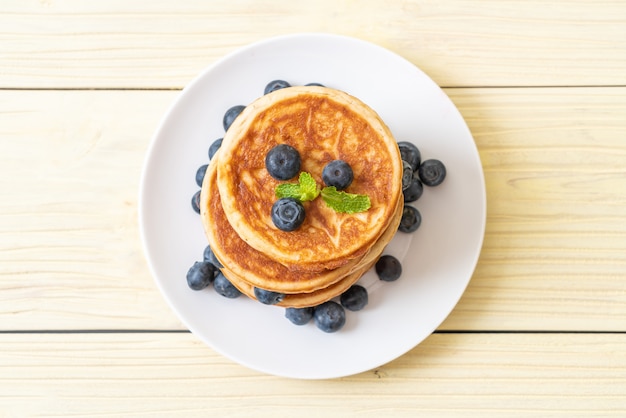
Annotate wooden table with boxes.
[1,1,625,416]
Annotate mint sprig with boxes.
[320,186,371,214]
[275,172,370,214]
[276,172,320,201]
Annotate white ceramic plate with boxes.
[139,33,486,379]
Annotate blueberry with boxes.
[213,272,242,299]
[254,287,285,305]
[195,164,208,187]
[186,261,216,291]
[191,190,201,214]
[314,301,346,333]
[264,80,291,95]
[398,205,421,233]
[398,142,421,172]
[271,198,305,231]
[418,159,446,187]
[322,160,354,190]
[403,176,423,202]
[285,307,314,325]
[401,160,413,191]
[375,255,402,282]
[305,82,325,87]
[265,144,301,180]
[203,245,223,269]
[340,285,368,311]
[209,138,223,159]
[223,105,245,131]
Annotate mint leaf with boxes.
[275,172,370,213]
[298,172,320,201]
[321,186,371,214]
[275,172,320,202]
[275,183,302,200]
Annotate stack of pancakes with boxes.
[200,86,403,308]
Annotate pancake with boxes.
[223,200,403,308]
[201,159,400,293]
[223,260,373,309]
[216,86,403,271]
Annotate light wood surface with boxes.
[1,1,625,416]
[1,332,625,417]
[1,1,625,88]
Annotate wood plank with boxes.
[442,87,626,331]
[0,90,183,331]
[0,0,624,88]
[0,88,624,331]
[0,332,624,416]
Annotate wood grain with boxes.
[0,90,183,330]
[0,88,624,331]
[0,332,624,417]
[442,87,626,331]
[0,0,624,88]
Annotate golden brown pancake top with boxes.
[217,86,402,269]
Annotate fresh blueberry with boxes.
[322,160,354,190]
[254,287,285,305]
[375,255,402,282]
[223,105,245,131]
[285,307,314,325]
[271,198,305,232]
[401,160,413,191]
[264,80,291,95]
[209,138,223,159]
[403,176,423,202]
[186,261,216,291]
[203,245,223,269]
[340,285,368,311]
[195,164,208,187]
[305,82,325,87]
[418,159,446,187]
[398,142,421,172]
[314,301,346,333]
[213,272,242,299]
[398,205,421,233]
[265,144,301,180]
[191,190,201,214]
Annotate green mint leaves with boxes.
[320,187,371,214]
[276,172,320,202]
[275,172,371,214]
